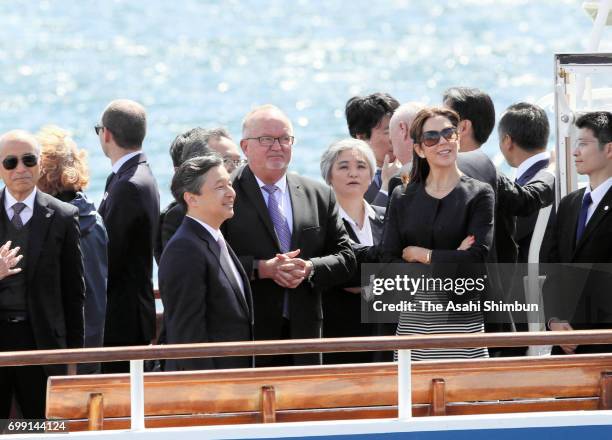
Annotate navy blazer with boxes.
[98,153,160,346]
[159,216,254,370]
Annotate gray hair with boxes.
[0,129,41,154]
[389,102,426,132]
[170,153,224,209]
[241,104,293,138]
[179,127,233,164]
[320,138,376,185]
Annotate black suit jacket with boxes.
[223,166,356,346]
[0,189,85,375]
[159,217,254,370]
[514,159,552,263]
[542,185,612,352]
[98,153,160,345]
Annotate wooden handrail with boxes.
[1,330,612,368]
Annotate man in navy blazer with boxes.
[97,99,160,372]
[498,102,554,264]
[159,154,253,370]
[543,111,612,354]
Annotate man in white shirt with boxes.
[0,130,84,417]
[543,111,612,354]
[498,102,553,263]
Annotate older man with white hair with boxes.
[387,102,425,196]
[0,130,84,418]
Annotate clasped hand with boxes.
[259,249,313,289]
[0,240,23,281]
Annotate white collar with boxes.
[4,187,37,212]
[111,150,142,174]
[516,151,550,182]
[338,200,376,228]
[186,215,222,242]
[255,174,288,194]
[585,176,612,206]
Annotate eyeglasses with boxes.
[94,125,104,135]
[244,136,295,147]
[2,153,38,170]
[223,158,247,167]
[420,127,458,147]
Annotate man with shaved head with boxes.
[387,102,425,196]
[97,99,160,372]
[0,130,84,417]
[223,105,355,367]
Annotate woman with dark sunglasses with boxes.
[381,107,494,360]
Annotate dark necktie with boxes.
[11,203,26,229]
[104,172,116,192]
[575,192,593,244]
[262,185,291,253]
[217,236,245,300]
[374,169,382,188]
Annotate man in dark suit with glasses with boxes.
[0,130,84,418]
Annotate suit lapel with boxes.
[187,218,250,316]
[287,174,305,249]
[517,159,549,186]
[370,211,385,244]
[343,219,359,243]
[238,167,282,251]
[99,153,147,214]
[27,191,55,285]
[575,186,612,255]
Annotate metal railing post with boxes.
[397,349,412,420]
[130,359,145,431]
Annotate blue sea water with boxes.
[0,0,607,208]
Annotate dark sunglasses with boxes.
[2,153,38,170]
[94,124,104,135]
[420,127,458,147]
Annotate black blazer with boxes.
[223,166,356,345]
[98,153,160,345]
[542,185,612,352]
[0,189,85,376]
[159,217,254,370]
[365,178,388,207]
[514,159,552,263]
[347,204,386,277]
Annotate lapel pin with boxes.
[605,205,609,211]
[45,213,52,218]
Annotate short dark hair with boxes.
[345,92,399,139]
[179,128,215,163]
[498,102,549,152]
[170,153,223,209]
[102,99,146,150]
[443,87,495,145]
[409,107,460,184]
[575,111,612,150]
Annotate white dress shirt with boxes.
[584,176,612,224]
[4,187,37,226]
[515,151,551,183]
[187,215,245,295]
[111,150,142,174]
[254,174,294,233]
[338,201,376,246]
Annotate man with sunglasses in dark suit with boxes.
[97,99,160,372]
[0,130,84,418]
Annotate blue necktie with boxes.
[262,185,291,253]
[262,185,292,318]
[374,169,382,188]
[575,192,593,244]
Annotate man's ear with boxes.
[399,121,409,140]
[239,139,249,154]
[356,133,368,141]
[604,141,612,158]
[458,119,471,136]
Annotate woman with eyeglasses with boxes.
[381,107,494,360]
[36,125,108,373]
